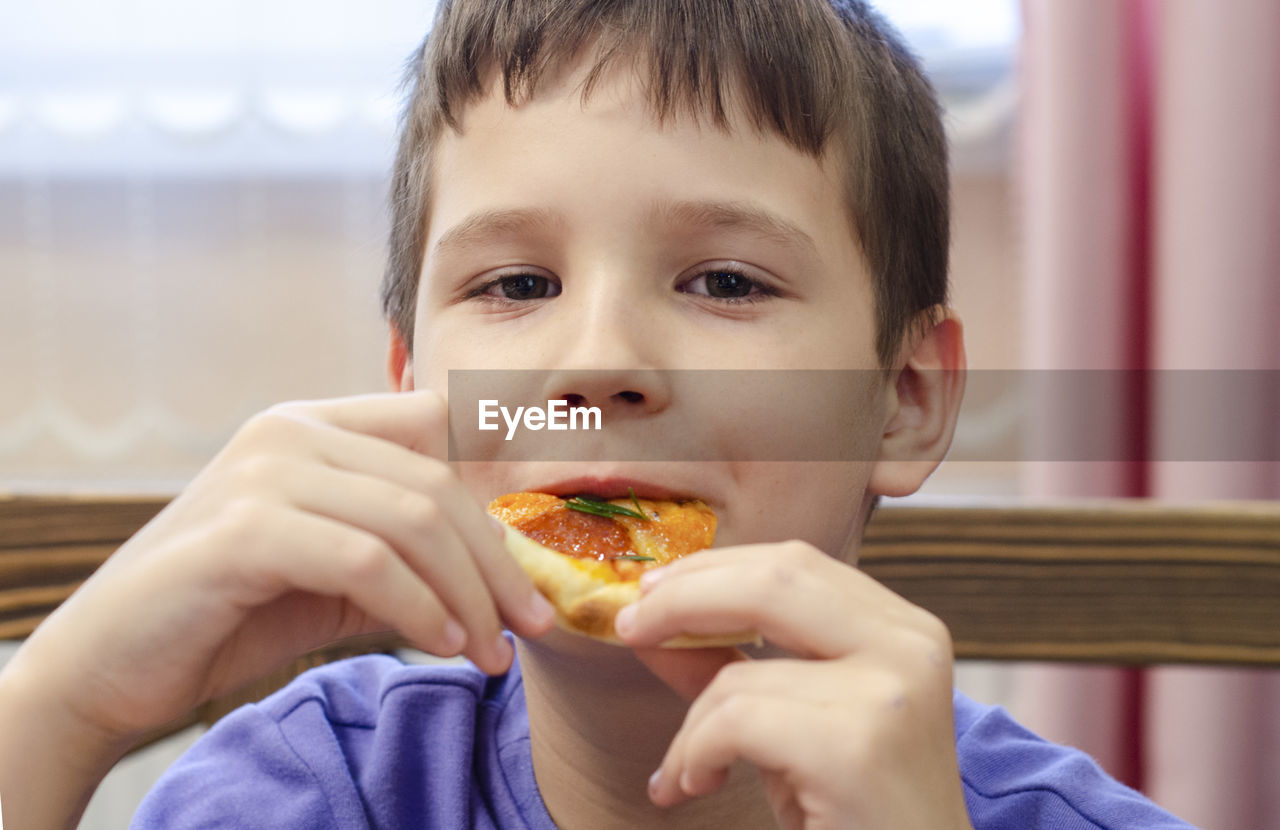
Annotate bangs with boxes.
[422,0,853,158]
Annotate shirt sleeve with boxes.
[954,691,1200,830]
[130,701,360,830]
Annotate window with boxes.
[1,0,1018,176]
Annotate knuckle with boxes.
[397,493,441,535]
[239,400,329,445]
[414,458,456,494]
[918,608,954,651]
[711,660,751,693]
[414,391,449,433]
[873,673,911,712]
[716,692,756,725]
[241,407,300,442]
[747,558,800,602]
[263,398,314,420]
[699,668,740,709]
[233,454,286,490]
[904,606,955,663]
[340,534,393,582]
[219,498,269,547]
[781,539,821,566]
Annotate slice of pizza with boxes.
[488,491,756,646]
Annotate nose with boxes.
[549,374,667,421]
[540,275,673,419]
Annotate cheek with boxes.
[721,461,874,556]
[411,317,493,395]
[693,368,885,465]
[453,462,507,506]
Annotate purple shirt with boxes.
[132,650,1196,829]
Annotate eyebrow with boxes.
[430,199,820,260]
[652,199,821,259]
[431,207,565,258]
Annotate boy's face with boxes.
[400,61,892,559]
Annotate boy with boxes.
[0,1,1194,827]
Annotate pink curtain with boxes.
[1018,1,1280,828]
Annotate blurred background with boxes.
[1,1,1276,827]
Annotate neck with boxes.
[516,632,775,830]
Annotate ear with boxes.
[387,328,415,392]
[866,311,966,498]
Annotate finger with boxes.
[218,590,396,665]
[679,659,849,729]
[652,660,830,808]
[407,476,554,641]
[233,502,467,658]
[763,773,806,830]
[266,390,449,458]
[620,555,870,658]
[652,696,829,807]
[641,543,885,602]
[281,463,514,673]
[290,419,554,637]
[638,544,780,592]
[631,646,747,703]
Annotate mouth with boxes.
[533,476,700,503]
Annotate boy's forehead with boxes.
[427,59,855,258]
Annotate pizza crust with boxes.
[501,524,760,648]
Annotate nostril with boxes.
[563,393,587,408]
[616,390,644,404]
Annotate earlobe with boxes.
[387,328,415,392]
[866,312,966,498]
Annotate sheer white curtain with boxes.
[0,0,440,489]
[0,175,393,487]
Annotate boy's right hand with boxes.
[11,390,555,749]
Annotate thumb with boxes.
[632,646,747,703]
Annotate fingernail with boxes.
[489,515,508,538]
[529,591,555,626]
[648,768,663,797]
[494,634,513,665]
[614,603,637,637]
[442,619,467,653]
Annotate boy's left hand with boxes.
[614,541,974,830]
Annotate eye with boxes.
[474,273,561,302]
[679,266,775,303]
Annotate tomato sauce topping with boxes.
[488,491,638,562]
[514,505,637,562]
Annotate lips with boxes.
[532,476,699,502]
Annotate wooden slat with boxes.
[0,582,87,636]
[0,493,168,638]
[3,495,1279,667]
[0,493,167,548]
[859,501,1280,666]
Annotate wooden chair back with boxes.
[3,493,1278,752]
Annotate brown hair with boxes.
[382,0,949,366]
